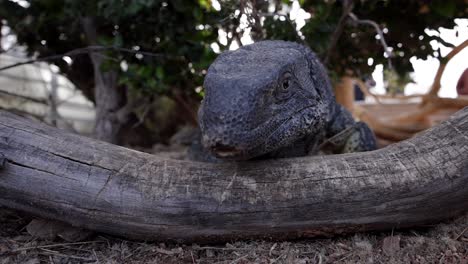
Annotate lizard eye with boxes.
[275,72,294,102]
[282,79,290,90]
[280,72,292,91]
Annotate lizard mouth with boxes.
[211,144,243,158]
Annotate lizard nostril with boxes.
[211,143,242,158]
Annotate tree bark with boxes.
[81,17,124,144]
[0,109,467,243]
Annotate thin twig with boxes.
[324,0,354,65]
[434,37,455,49]
[194,246,270,252]
[336,252,353,262]
[0,89,48,104]
[243,0,264,41]
[0,45,180,72]
[39,248,95,262]
[132,101,152,128]
[191,250,196,264]
[454,226,467,240]
[348,12,393,70]
[13,240,105,252]
[213,254,248,264]
[225,12,241,49]
[229,254,248,264]
[93,249,100,264]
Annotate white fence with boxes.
[0,52,95,134]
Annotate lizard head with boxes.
[199,41,334,160]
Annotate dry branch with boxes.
[324,0,354,65]
[336,77,430,141]
[341,40,468,141]
[351,39,468,108]
[352,106,419,141]
[348,12,393,70]
[425,39,468,98]
[0,109,467,242]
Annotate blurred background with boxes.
[0,0,466,151]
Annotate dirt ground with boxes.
[0,207,466,264]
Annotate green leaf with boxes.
[156,66,165,80]
[198,0,211,10]
[431,1,456,17]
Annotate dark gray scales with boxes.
[194,40,377,161]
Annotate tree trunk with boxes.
[334,76,355,112]
[81,17,124,144]
[0,109,467,243]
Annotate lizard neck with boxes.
[326,103,356,138]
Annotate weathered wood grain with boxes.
[0,109,467,242]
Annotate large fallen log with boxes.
[0,109,467,243]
